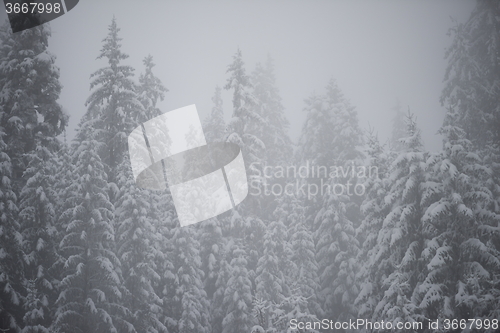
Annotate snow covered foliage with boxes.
[355,131,392,320]
[222,246,253,333]
[297,79,365,228]
[0,126,22,332]
[0,21,66,192]
[439,1,500,323]
[441,0,500,149]
[18,143,60,332]
[171,226,211,333]
[418,106,500,323]
[224,48,264,163]
[277,193,321,317]
[296,78,365,321]
[255,220,289,310]
[314,186,359,321]
[115,163,167,333]
[54,126,131,333]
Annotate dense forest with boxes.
[0,1,499,332]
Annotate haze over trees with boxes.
[0,2,499,332]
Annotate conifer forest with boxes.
[0,1,499,332]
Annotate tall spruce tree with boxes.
[297,79,364,229]
[441,0,500,149]
[251,56,292,217]
[372,113,429,327]
[251,55,292,167]
[440,1,500,322]
[85,17,142,187]
[302,79,364,321]
[418,106,500,324]
[224,48,265,215]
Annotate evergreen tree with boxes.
[299,79,364,321]
[296,92,335,168]
[251,56,293,217]
[297,79,364,225]
[0,21,66,192]
[203,86,225,143]
[441,0,500,149]
[223,51,268,308]
[54,125,132,333]
[224,48,265,213]
[85,17,142,186]
[372,113,429,328]
[224,48,261,155]
[418,106,500,324]
[440,1,500,321]
[326,79,364,164]
[251,55,292,167]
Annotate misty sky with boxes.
[1,0,475,152]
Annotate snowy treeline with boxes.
[0,2,499,333]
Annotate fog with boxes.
[1,0,475,151]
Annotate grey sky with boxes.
[2,0,475,151]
